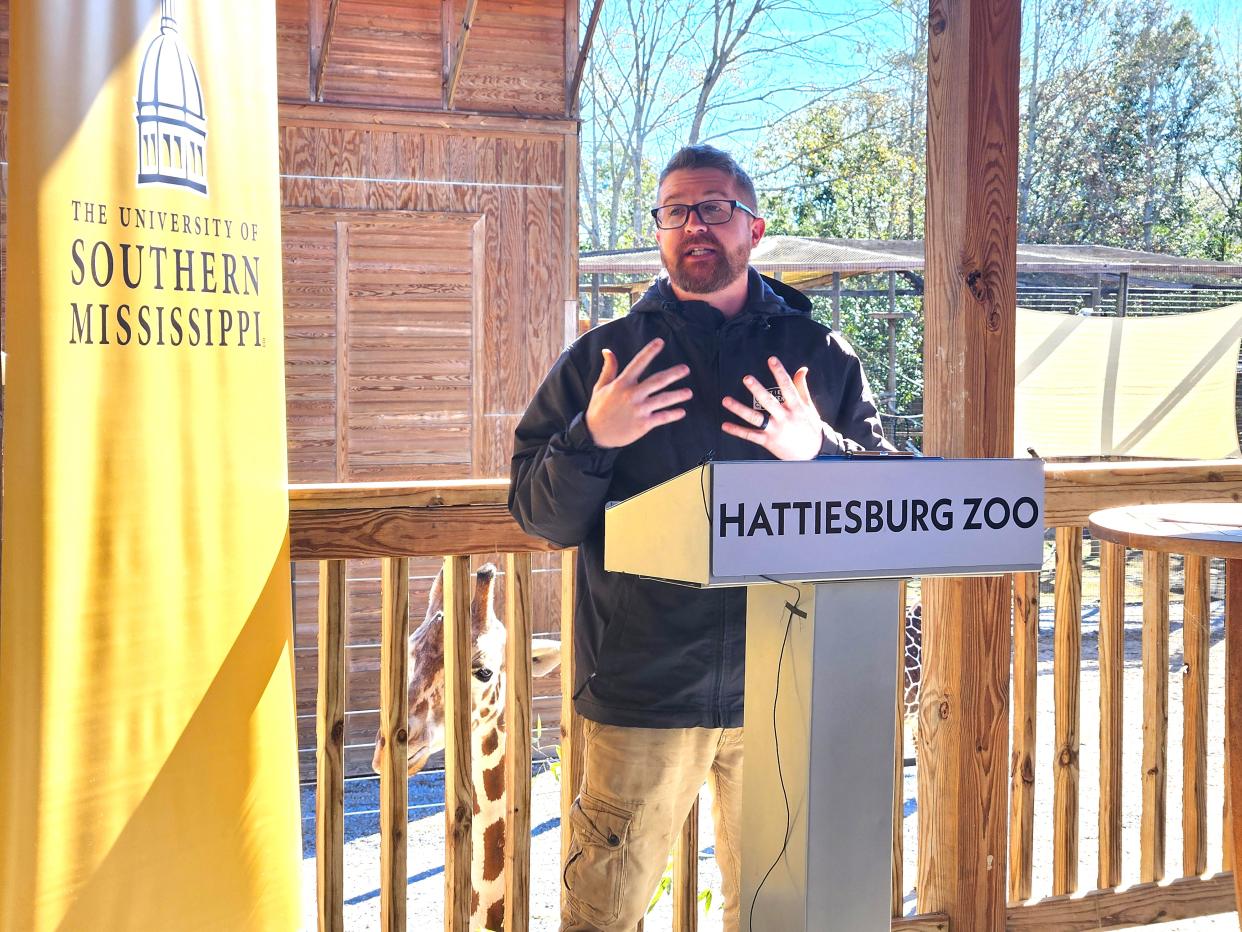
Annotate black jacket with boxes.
[509,270,891,728]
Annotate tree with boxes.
[578,0,880,251]
[1017,0,1111,240]
[1020,0,1217,251]
[1201,27,1242,259]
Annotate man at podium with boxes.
[510,144,892,931]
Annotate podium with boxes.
[605,456,1045,931]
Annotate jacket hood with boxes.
[631,267,815,320]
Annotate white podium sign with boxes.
[712,457,1044,580]
[602,456,1046,930]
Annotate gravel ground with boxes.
[299,594,1237,930]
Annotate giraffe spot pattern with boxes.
[485,898,504,931]
[483,761,504,802]
[482,819,505,883]
[481,728,499,756]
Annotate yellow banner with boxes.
[0,2,300,929]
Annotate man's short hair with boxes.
[658,145,758,211]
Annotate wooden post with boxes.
[312,0,341,102]
[1052,527,1082,896]
[1008,571,1039,903]
[918,0,1021,927]
[504,554,534,932]
[317,560,348,932]
[568,0,606,116]
[379,558,410,932]
[1182,553,1210,877]
[1141,550,1170,883]
[1227,560,1242,899]
[1097,541,1125,889]
[673,799,700,932]
[443,556,474,932]
[559,551,585,910]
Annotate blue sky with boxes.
[680,0,1242,161]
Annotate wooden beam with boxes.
[313,0,342,103]
[568,0,605,117]
[891,914,951,932]
[289,504,559,560]
[917,1,1021,931]
[444,0,481,110]
[1042,459,1242,528]
[442,0,454,106]
[1005,873,1236,930]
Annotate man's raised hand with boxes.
[721,356,824,461]
[585,338,692,449]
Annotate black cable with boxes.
[698,449,715,524]
[748,575,803,931]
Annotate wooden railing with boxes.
[291,459,1242,932]
[1004,460,1242,929]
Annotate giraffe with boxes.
[372,562,561,931]
[903,601,923,722]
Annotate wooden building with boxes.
[272,0,581,777]
[0,0,583,779]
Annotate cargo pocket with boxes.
[563,791,635,928]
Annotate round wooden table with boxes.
[1090,502,1242,925]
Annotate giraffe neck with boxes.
[471,710,507,931]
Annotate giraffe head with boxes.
[372,562,561,776]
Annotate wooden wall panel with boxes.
[454,0,567,115]
[321,2,444,107]
[282,207,486,482]
[276,0,310,101]
[0,0,8,85]
[343,217,479,478]
[277,0,568,115]
[283,211,338,481]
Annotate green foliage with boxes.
[809,291,923,418]
[757,95,923,241]
[645,850,721,915]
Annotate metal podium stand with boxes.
[604,456,1045,931]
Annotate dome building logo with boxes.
[135,0,208,195]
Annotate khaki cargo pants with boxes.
[561,720,744,932]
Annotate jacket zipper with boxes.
[713,326,727,727]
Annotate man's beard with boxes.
[664,234,751,295]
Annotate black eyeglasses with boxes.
[650,199,759,230]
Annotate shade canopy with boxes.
[581,236,1242,284]
[1015,303,1242,459]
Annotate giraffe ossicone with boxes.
[372,562,561,931]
